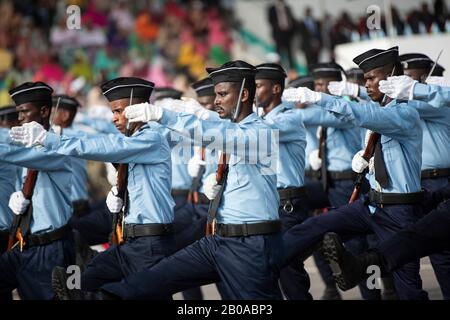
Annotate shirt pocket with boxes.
[380,136,395,163]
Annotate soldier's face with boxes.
[214,82,239,119]
[404,68,428,82]
[110,99,129,134]
[314,78,333,94]
[197,95,216,111]
[364,68,389,102]
[16,102,49,125]
[255,79,275,109]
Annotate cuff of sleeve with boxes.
[158,108,178,126]
[44,132,61,150]
[412,82,427,100]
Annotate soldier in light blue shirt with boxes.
[255,63,312,300]
[79,60,284,300]
[11,78,176,299]
[281,47,430,300]
[0,82,75,300]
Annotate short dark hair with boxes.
[231,81,256,105]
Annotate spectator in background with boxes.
[420,2,435,32]
[298,7,322,67]
[434,0,448,32]
[267,0,296,70]
[391,6,405,36]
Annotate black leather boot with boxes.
[322,232,384,291]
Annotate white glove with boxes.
[187,153,206,177]
[106,186,123,213]
[351,150,369,173]
[327,81,359,97]
[282,87,322,104]
[8,191,30,215]
[308,149,322,171]
[425,76,450,87]
[10,121,47,147]
[124,102,163,123]
[105,163,118,186]
[368,157,375,175]
[51,124,62,135]
[378,76,418,100]
[203,173,221,200]
[167,98,211,120]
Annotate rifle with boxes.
[349,65,396,203]
[110,89,133,245]
[7,97,61,251]
[205,78,246,235]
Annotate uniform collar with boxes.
[262,102,292,120]
[238,112,260,125]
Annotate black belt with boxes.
[27,224,70,247]
[368,189,425,205]
[124,223,173,239]
[72,200,90,217]
[171,189,189,197]
[328,170,357,181]
[278,186,306,201]
[216,220,281,237]
[421,168,450,179]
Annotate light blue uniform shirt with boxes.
[408,100,450,170]
[60,125,89,201]
[44,124,174,224]
[0,135,73,234]
[295,104,362,171]
[0,128,17,230]
[262,102,306,188]
[319,94,423,194]
[413,83,450,109]
[158,110,280,224]
[75,116,119,134]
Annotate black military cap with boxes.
[346,68,364,82]
[431,63,445,76]
[206,60,257,85]
[101,77,154,102]
[0,105,18,118]
[153,87,183,101]
[353,46,399,73]
[399,53,433,70]
[9,81,53,106]
[255,63,287,81]
[310,62,343,80]
[191,77,215,97]
[288,76,314,90]
[52,95,80,112]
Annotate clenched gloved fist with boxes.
[106,186,123,213]
[8,191,30,215]
[203,173,221,200]
[10,121,47,147]
[379,76,417,100]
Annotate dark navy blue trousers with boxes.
[81,235,175,292]
[379,200,450,271]
[102,233,284,300]
[0,239,74,300]
[283,196,428,300]
[421,177,450,299]
[279,196,313,300]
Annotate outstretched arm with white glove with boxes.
[327,81,359,98]
[378,76,418,100]
[8,191,30,215]
[425,76,450,88]
[10,121,47,147]
[106,186,123,213]
[282,87,322,104]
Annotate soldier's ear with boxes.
[272,83,282,95]
[241,88,249,103]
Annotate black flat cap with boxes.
[52,95,80,112]
[431,63,445,76]
[353,46,399,73]
[153,87,183,101]
[310,62,343,80]
[191,77,215,97]
[9,81,53,106]
[346,68,364,81]
[288,76,314,90]
[399,53,433,70]
[206,60,257,85]
[101,77,154,102]
[255,63,287,81]
[0,105,18,117]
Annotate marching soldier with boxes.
[78,60,284,300]
[0,82,75,299]
[281,46,429,300]
[11,77,176,299]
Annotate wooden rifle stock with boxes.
[7,169,38,251]
[349,132,380,203]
